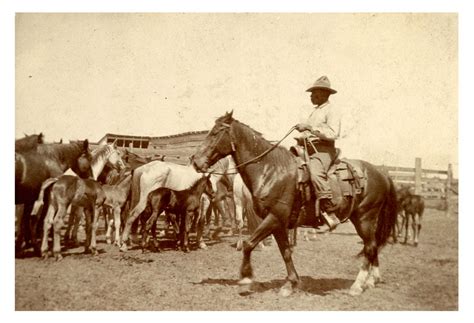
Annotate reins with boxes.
[207,125,297,175]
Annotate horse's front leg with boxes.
[239,213,280,292]
[273,226,301,296]
[180,210,192,253]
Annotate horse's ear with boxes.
[38,133,44,143]
[83,139,89,151]
[223,110,233,123]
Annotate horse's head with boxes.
[75,139,93,178]
[105,142,126,171]
[192,111,235,172]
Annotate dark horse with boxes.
[192,112,397,296]
[15,140,92,256]
[397,186,425,246]
[15,133,44,152]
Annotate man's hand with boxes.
[295,123,312,132]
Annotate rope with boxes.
[208,125,297,175]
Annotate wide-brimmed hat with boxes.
[306,76,337,94]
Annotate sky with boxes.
[15,13,458,174]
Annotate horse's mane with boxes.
[92,144,115,163]
[35,141,85,161]
[229,118,295,167]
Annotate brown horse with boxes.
[397,186,425,246]
[102,170,133,246]
[15,140,92,256]
[192,111,397,296]
[40,175,106,259]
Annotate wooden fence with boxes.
[378,157,457,212]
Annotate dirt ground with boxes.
[15,209,458,311]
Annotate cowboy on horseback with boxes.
[294,75,341,230]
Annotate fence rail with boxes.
[378,158,457,213]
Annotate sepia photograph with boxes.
[2,0,470,318]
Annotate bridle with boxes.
[205,121,297,175]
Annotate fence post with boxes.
[415,157,422,195]
[446,163,453,216]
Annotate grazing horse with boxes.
[15,133,44,152]
[40,176,106,259]
[397,186,425,246]
[140,174,214,252]
[15,140,92,256]
[192,111,397,296]
[119,157,231,251]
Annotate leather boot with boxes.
[320,198,340,231]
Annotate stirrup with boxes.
[321,211,340,231]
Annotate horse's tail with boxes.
[31,177,59,217]
[375,176,398,248]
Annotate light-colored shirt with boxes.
[303,100,341,141]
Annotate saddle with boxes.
[290,145,366,223]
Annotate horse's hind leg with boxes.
[41,204,56,258]
[113,206,122,246]
[121,196,148,251]
[403,212,410,244]
[350,210,381,296]
[349,246,372,296]
[52,204,67,260]
[413,213,420,247]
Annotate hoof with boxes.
[238,277,253,285]
[106,238,112,245]
[414,242,419,247]
[92,248,99,256]
[54,253,63,261]
[42,252,49,260]
[364,278,375,290]
[119,244,128,252]
[278,281,295,297]
[348,285,364,296]
[199,242,208,250]
[278,287,293,297]
[238,280,253,296]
